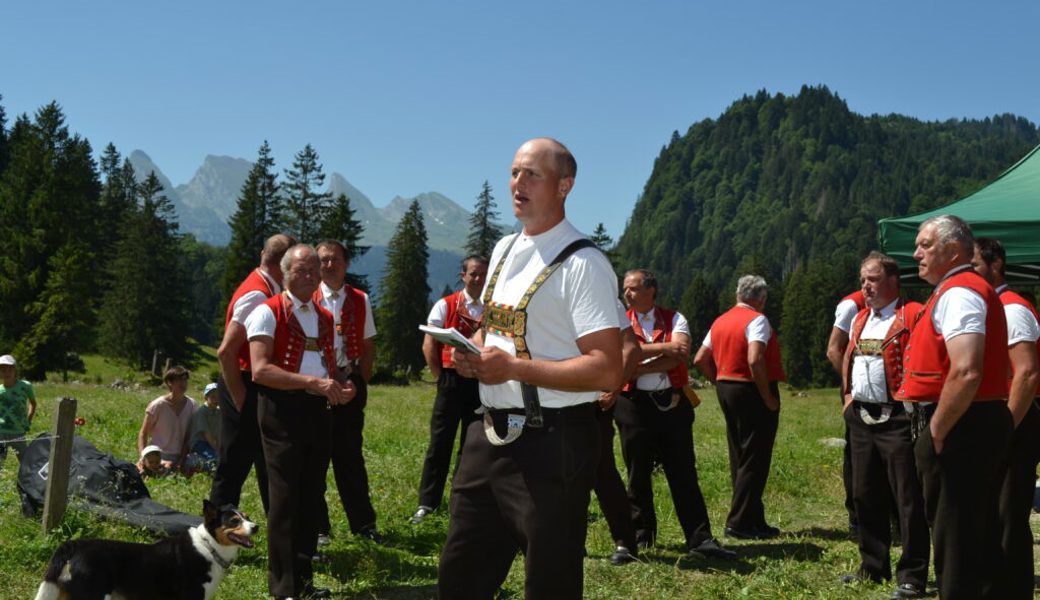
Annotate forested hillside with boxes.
[616,85,1040,387]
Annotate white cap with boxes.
[203,382,220,397]
[141,445,162,459]
[0,355,15,366]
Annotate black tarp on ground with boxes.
[17,433,201,534]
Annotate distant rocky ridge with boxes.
[126,150,510,296]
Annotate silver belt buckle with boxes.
[484,411,525,446]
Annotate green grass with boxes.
[0,365,933,599]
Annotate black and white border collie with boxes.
[34,500,258,600]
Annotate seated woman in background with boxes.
[137,366,196,473]
[186,382,221,474]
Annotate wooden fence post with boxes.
[42,397,77,533]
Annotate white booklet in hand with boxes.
[419,325,481,355]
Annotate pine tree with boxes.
[465,180,503,258]
[679,272,718,355]
[0,95,9,175]
[589,222,619,271]
[223,141,282,298]
[375,200,430,377]
[282,143,332,244]
[0,103,101,372]
[13,241,95,380]
[98,171,191,368]
[319,192,370,291]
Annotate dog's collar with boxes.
[201,534,232,570]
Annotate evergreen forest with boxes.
[2,87,1038,387]
[615,85,1040,387]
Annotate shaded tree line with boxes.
[615,85,1040,386]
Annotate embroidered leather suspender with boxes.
[482,236,599,428]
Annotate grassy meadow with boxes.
[3,354,1025,599]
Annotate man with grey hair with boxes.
[896,214,1010,600]
[246,243,355,600]
[694,275,784,540]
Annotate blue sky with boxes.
[2,0,1037,242]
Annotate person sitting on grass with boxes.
[137,366,196,474]
[186,382,221,474]
[137,445,170,478]
[0,354,36,469]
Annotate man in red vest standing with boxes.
[694,274,783,540]
[211,233,295,513]
[615,269,735,560]
[972,236,1040,600]
[839,252,929,599]
[897,215,1011,600]
[827,288,866,534]
[411,255,488,524]
[246,243,355,600]
[313,239,383,544]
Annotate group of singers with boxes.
[209,135,1036,600]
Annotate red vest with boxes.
[843,290,867,311]
[840,299,921,401]
[226,269,277,371]
[710,305,786,382]
[438,290,481,369]
[314,285,368,361]
[622,305,689,391]
[897,269,1008,402]
[263,293,338,376]
[999,287,1040,396]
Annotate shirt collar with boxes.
[320,281,345,299]
[871,298,899,319]
[461,288,478,305]
[286,290,312,311]
[936,263,973,288]
[995,283,1009,294]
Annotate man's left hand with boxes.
[456,345,515,385]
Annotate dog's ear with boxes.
[203,499,218,520]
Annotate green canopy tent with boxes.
[878,144,1040,284]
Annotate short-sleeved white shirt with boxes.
[931,266,986,341]
[616,300,631,331]
[995,285,1040,346]
[317,282,376,367]
[245,291,327,378]
[850,299,898,404]
[701,305,771,349]
[833,298,861,333]
[230,269,281,325]
[634,309,690,391]
[427,289,484,327]
[479,220,619,409]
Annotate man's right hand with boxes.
[763,394,780,412]
[313,377,355,406]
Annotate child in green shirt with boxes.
[0,354,36,467]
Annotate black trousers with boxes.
[915,401,1012,600]
[592,406,637,549]
[614,389,713,548]
[316,373,377,535]
[416,369,482,510]
[716,380,780,531]
[844,402,929,588]
[995,403,1040,600]
[258,388,331,597]
[210,371,270,513]
[438,403,599,600]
